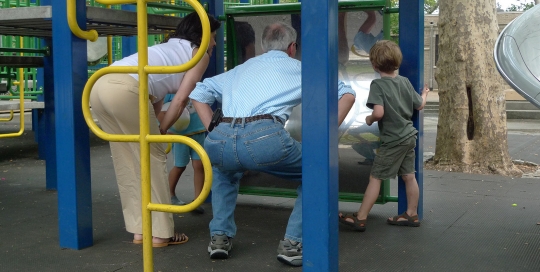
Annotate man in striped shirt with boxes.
[190,21,356,267]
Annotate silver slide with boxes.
[494,5,540,108]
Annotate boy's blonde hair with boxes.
[369,40,402,73]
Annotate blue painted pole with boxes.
[40,37,57,189]
[204,0,224,77]
[301,0,339,270]
[34,51,46,161]
[122,5,137,58]
[398,0,424,219]
[37,3,56,190]
[51,0,93,249]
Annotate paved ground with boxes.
[1,113,540,271]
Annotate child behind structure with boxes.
[339,40,429,231]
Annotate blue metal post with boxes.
[204,0,225,77]
[39,37,57,189]
[34,60,45,161]
[51,0,93,249]
[301,0,339,270]
[122,5,137,58]
[399,0,424,219]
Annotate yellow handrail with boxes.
[78,0,212,270]
[107,5,113,65]
[67,0,98,41]
[0,38,25,138]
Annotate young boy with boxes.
[161,94,206,214]
[339,40,429,231]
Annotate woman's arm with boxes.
[153,99,164,122]
[159,48,210,134]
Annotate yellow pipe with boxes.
[140,2,211,271]
[95,0,168,4]
[144,3,210,75]
[165,142,172,154]
[0,38,25,138]
[67,0,98,41]
[146,135,212,214]
[0,82,14,122]
[107,36,113,65]
[135,2,154,270]
[82,67,139,142]
[79,0,213,270]
[107,5,113,65]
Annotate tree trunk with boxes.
[431,0,520,176]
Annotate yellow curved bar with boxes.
[107,36,113,65]
[95,0,138,5]
[144,1,210,75]
[78,1,212,270]
[165,142,172,154]
[67,0,98,42]
[146,135,212,213]
[0,44,26,138]
[82,66,139,142]
[107,5,113,65]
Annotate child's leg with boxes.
[169,166,187,197]
[191,159,204,198]
[189,133,207,199]
[169,142,190,197]
[401,173,419,217]
[387,135,420,224]
[355,175,382,220]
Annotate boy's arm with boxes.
[416,83,430,111]
[366,104,384,126]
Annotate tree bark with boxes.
[431,0,520,176]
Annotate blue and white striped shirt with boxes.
[189,50,356,121]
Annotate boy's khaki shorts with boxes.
[370,135,417,180]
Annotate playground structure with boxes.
[494,4,540,109]
[0,0,425,270]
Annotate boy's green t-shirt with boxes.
[367,75,423,147]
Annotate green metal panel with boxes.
[238,178,395,204]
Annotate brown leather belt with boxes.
[221,114,283,125]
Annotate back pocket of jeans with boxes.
[244,131,286,166]
[204,137,225,167]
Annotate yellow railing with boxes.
[70,0,212,271]
[0,37,26,138]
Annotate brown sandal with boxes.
[153,232,189,247]
[387,212,420,227]
[133,232,189,247]
[338,212,367,232]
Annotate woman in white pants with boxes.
[90,12,220,247]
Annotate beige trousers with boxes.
[90,73,173,238]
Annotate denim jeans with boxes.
[204,118,303,242]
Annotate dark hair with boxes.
[235,21,255,61]
[170,12,221,46]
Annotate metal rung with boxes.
[0,56,44,68]
[0,6,182,38]
[0,101,44,111]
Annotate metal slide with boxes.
[494,5,540,108]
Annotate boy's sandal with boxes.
[387,212,420,227]
[338,212,367,232]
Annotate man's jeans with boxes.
[204,118,303,243]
